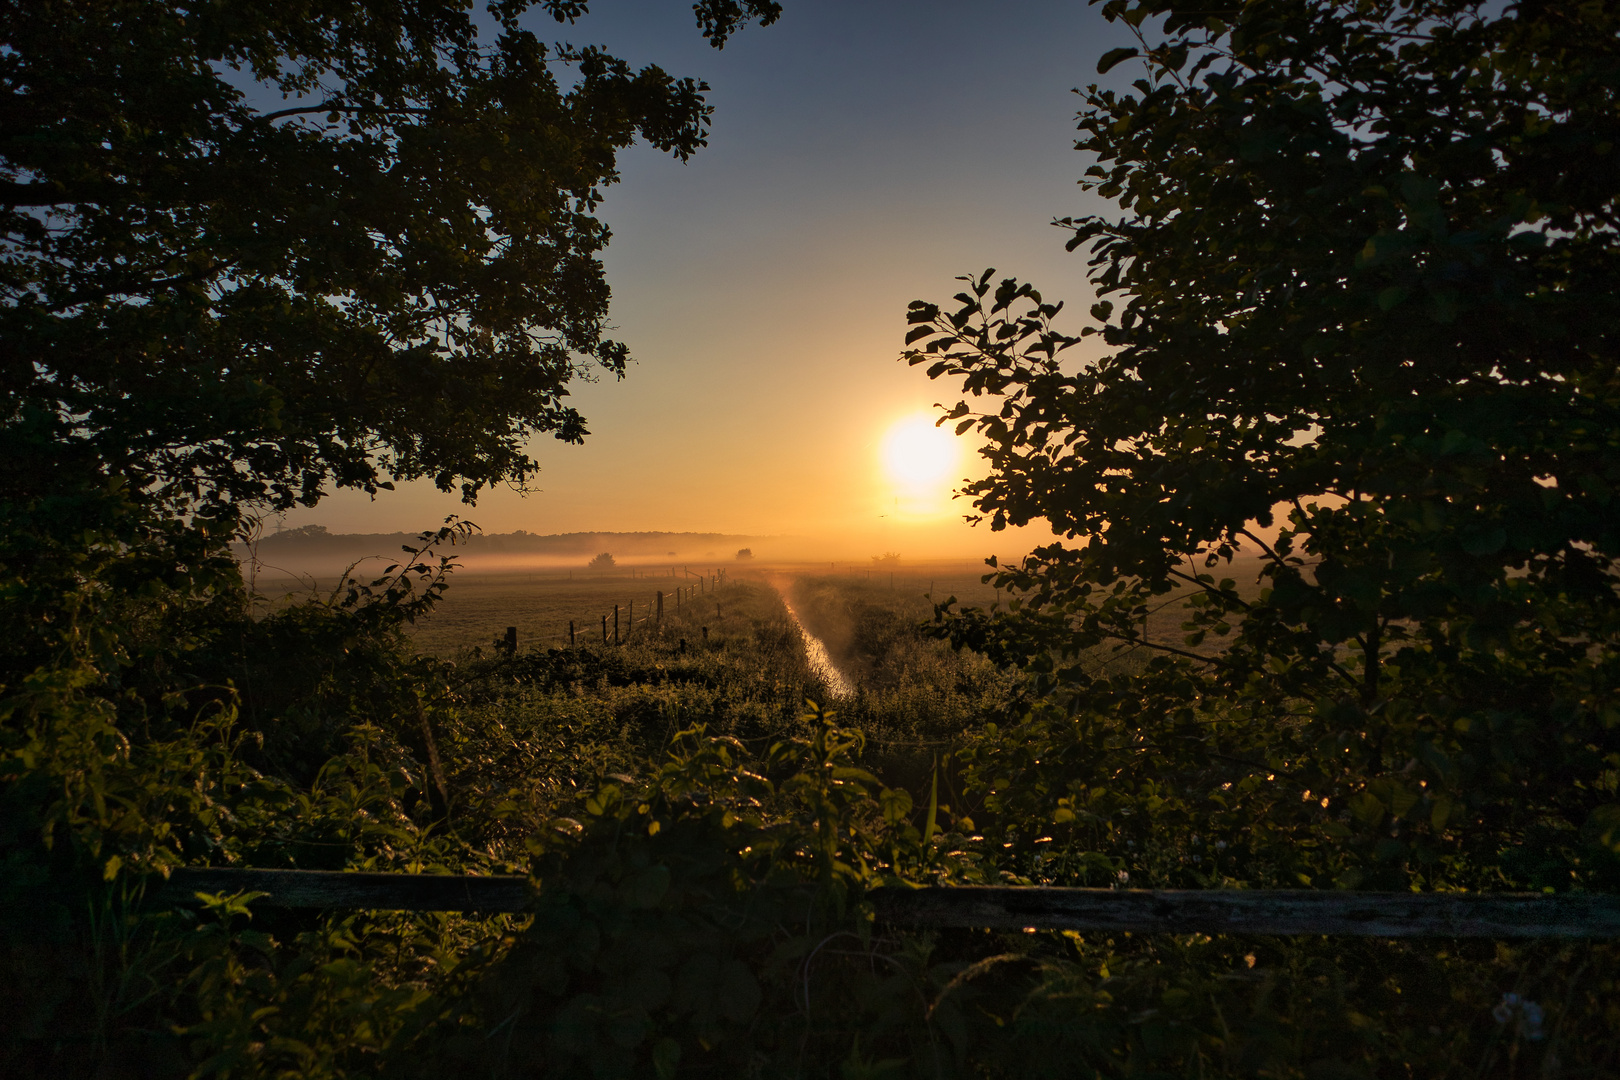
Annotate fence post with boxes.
[702,626,708,643]
[601,615,607,644]
[614,605,620,644]
[656,590,663,622]
[569,620,575,647]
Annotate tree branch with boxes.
[3,180,75,207]
[1165,565,1252,611]
[256,102,433,124]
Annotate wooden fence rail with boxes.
[161,868,531,912]
[870,886,1620,939]
[155,870,1620,937]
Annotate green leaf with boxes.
[1432,799,1458,835]
[879,786,914,826]
[652,1038,682,1080]
[1096,46,1139,73]
[1581,805,1620,853]
[1349,791,1384,827]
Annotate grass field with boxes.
[252,553,1276,666]
[258,561,1012,657]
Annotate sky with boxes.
[280,0,1136,560]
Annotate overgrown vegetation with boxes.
[6,530,1617,1077]
[6,0,1620,1075]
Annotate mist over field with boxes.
[239,524,1014,659]
[237,524,1024,583]
[237,525,781,579]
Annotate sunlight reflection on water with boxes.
[775,588,855,699]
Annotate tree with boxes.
[906,0,1620,892]
[736,547,754,560]
[588,550,616,571]
[2,0,781,516]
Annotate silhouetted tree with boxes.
[2,0,781,518]
[907,0,1620,892]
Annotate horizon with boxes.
[262,0,1129,559]
[238,522,1039,576]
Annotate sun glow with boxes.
[880,413,961,517]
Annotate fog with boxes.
[236,525,1047,585]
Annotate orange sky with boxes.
[271,0,1127,562]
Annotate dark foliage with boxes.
[2,0,777,513]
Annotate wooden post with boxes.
[702,626,708,643]
[614,605,620,644]
[504,626,517,655]
[569,620,575,646]
[601,615,607,644]
[629,600,634,632]
[656,590,663,621]
[414,699,449,822]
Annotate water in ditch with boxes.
[774,585,855,699]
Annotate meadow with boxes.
[255,560,1009,657]
[347,563,1620,1078]
[11,543,1617,1080]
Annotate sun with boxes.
[880,414,959,507]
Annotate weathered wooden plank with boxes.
[160,868,532,912]
[156,872,1620,935]
[871,886,1620,938]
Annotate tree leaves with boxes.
[905,0,1620,902]
[0,0,773,517]
[1096,47,1140,74]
